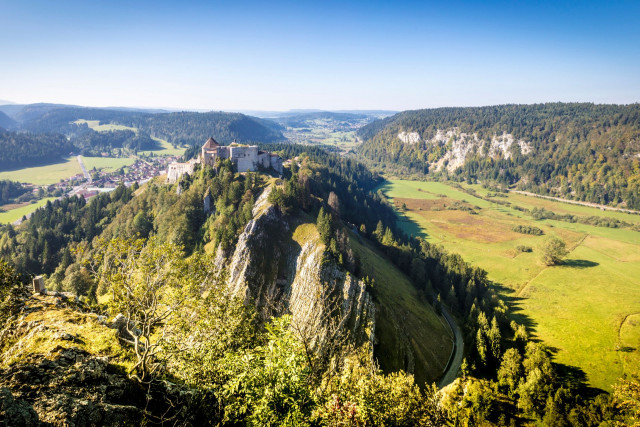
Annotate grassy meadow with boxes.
[379,179,640,391]
[82,156,135,172]
[0,158,81,185]
[0,197,57,224]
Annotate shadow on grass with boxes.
[0,156,70,173]
[551,360,607,397]
[492,282,539,331]
[561,259,599,268]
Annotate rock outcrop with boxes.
[397,127,533,172]
[225,187,375,357]
[0,295,197,426]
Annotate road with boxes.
[438,307,464,388]
[76,155,92,183]
[512,190,640,215]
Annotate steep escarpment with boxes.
[222,186,451,384]
[225,187,375,355]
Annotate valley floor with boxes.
[379,179,640,392]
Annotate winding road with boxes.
[438,307,464,388]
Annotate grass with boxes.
[380,179,640,391]
[349,232,453,385]
[0,158,81,185]
[82,156,135,172]
[74,119,137,133]
[1,295,134,372]
[0,197,56,224]
[141,136,186,157]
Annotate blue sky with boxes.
[0,0,638,111]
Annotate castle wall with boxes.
[198,141,282,175]
[231,146,259,173]
[270,155,283,174]
[167,159,197,183]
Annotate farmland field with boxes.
[82,156,135,172]
[379,179,640,391]
[0,197,57,224]
[0,158,81,185]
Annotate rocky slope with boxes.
[400,128,532,172]
[0,294,147,426]
[221,186,452,383]
[225,187,375,356]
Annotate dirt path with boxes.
[516,233,589,297]
[511,190,640,215]
[438,307,464,388]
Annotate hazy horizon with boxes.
[1,0,639,111]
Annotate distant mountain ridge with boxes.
[0,104,287,169]
[9,104,287,145]
[357,102,640,209]
[0,111,16,130]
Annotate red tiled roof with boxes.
[203,137,220,149]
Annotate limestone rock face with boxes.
[225,187,375,355]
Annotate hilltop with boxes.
[357,103,640,210]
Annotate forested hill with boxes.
[357,103,640,209]
[17,106,286,145]
[0,130,75,170]
[0,111,15,130]
[125,111,286,145]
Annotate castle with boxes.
[167,137,283,183]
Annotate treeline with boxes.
[73,129,158,155]
[358,103,640,209]
[0,185,134,283]
[0,130,75,170]
[512,224,544,235]
[0,180,30,205]
[268,143,399,236]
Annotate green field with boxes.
[74,119,137,133]
[0,197,57,224]
[379,179,640,391]
[82,156,135,172]
[0,158,81,185]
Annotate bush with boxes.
[512,225,543,235]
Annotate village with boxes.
[8,155,178,225]
[7,138,284,225]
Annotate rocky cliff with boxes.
[224,187,375,357]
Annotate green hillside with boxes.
[358,103,640,209]
[349,233,453,385]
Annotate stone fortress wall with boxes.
[167,137,282,183]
